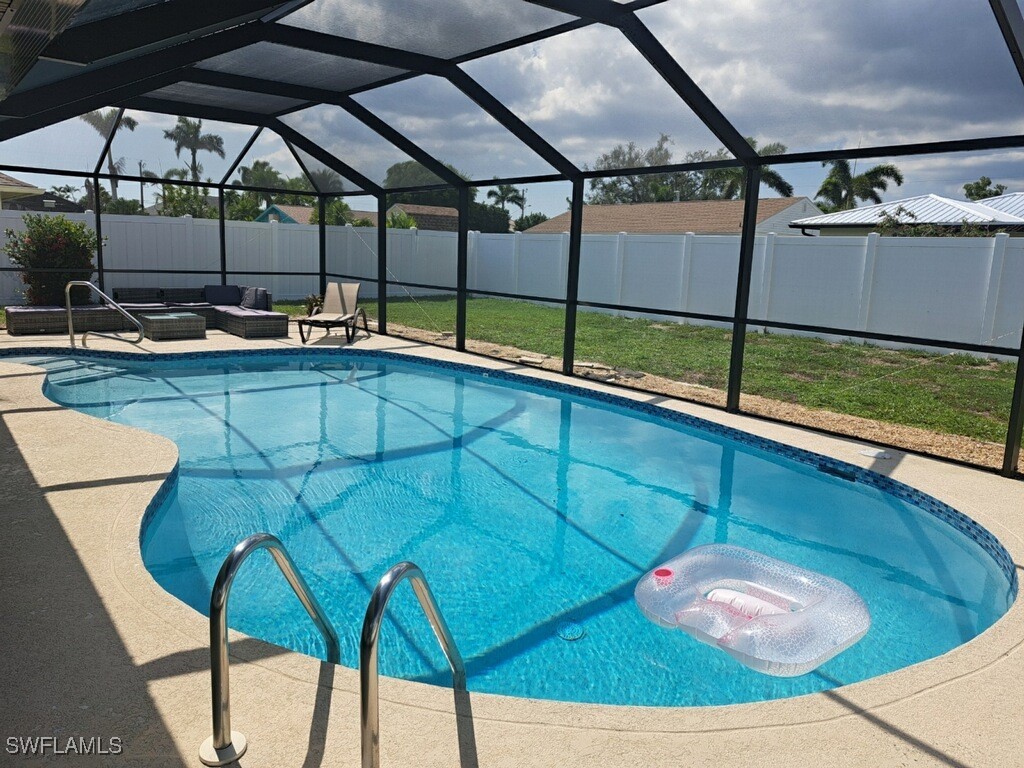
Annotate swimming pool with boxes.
[26,349,1016,707]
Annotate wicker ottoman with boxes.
[140,312,206,341]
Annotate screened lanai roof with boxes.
[1,0,1024,195]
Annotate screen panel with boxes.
[353,74,557,182]
[638,0,1024,154]
[277,0,577,59]
[461,23,733,172]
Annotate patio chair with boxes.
[298,282,370,344]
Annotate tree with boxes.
[79,109,139,201]
[585,134,696,204]
[695,139,794,199]
[383,160,475,208]
[49,184,80,201]
[155,179,214,218]
[486,184,525,213]
[237,160,284,207]
[226,195,262,222]
[104,198,146,215]
[514,212,549,231]
[162,117,225,183]
[816,159,904,211]
[469,202,511,233]
[274,175,315,206]
[309,198,352,226]
[307,168,345,194]
[385,209,417,229]
[963,176,1007,201]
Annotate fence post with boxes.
[183,214,195,285]
[218,190,227,286]
[341,222,352,277]
[757,232,777,322]
[318,196,327,294]
[94,175,104,291]
[679,232,694,318]
[857,232,880,333]
[512,230,522,294]
[982,232,1009,345]
[376,194,387,333]
[614,231,627,307]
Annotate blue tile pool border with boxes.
[2,345,1017,599]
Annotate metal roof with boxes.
[790,194,1024,228]
[978,192,1024,218]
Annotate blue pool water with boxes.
[26,350,1015,707]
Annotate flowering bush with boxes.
[4,214,99,305]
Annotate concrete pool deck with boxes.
[0,327,1021,767]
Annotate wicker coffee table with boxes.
[140,312,206,341]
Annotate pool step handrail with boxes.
[199,532,341,767]
[361,561,466,768]
[65,280,143,348]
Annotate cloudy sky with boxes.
[2,0,1023,216]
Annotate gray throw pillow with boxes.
[240,286,269,310]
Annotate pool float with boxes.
[634,544,870,677]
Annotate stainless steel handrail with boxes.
[360,561,466,768]
[199,533,341,767]
[65,280,143,348]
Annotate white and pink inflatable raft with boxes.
[635,544,871,677]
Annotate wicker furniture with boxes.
[6,305,129,335]
[140,312,206,341]
[215,306,289,338]
[6,284,288,339]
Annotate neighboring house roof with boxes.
[525,198,814,235]
[0,171,44,203]
[347,209,379,226]
[256,204,314,224]
[390,203,459,232]
[977,192,1024,218]
[790,194,1024,230]
[2,193,83,213]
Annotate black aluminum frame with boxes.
[0,0,1022,477]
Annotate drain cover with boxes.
[556,621,586,641]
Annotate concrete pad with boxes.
[0,327,1021,767]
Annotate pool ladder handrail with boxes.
[65,280,143,348]
[361,561,466,768]
[199,533,341,767]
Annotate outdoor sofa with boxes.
[6,285,289,339]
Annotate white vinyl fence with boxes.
[2,209,1021,352]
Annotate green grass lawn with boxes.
[274,295,1017,445]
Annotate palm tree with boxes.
[307,168,345,194]
[79,109,139,201]
[698,139,793,199]
[486,183,525,212]
[163,117,225,182]
[238,160,284,207]
[815,159,904,211]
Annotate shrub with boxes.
[4,214,100,305]
[304,293,323,315]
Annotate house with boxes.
[0,171,44,209]
[525,198,821,235]
[255,204,314,224]
[790,194,1024,236]
[388,203,458,231]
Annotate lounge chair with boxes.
[298,282,369,344]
